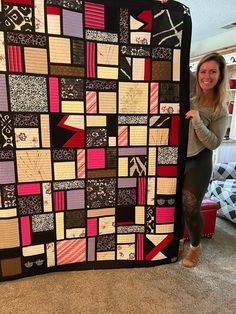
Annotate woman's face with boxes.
[198,60,221,93]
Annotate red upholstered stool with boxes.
[183,197,219,239]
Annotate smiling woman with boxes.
[182,52,229,267]
[198,60,221,95]
[158,0,229,268]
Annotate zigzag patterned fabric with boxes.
[0,0,191,281]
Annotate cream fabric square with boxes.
[47,15,61,34]
[99,216,115,235]
[160,103,180,114]
[99,92,117,113]
[49,37,71,63]
[0,208,17,218]
[61,101,84,113]
[119,82,148,114]
[130,32,151,45]
[42,182,52,212]
[86,116,106,127]
[117,244,135,260]
[0,32,6,71]
[56,212,64,240]
[147,177,155,205]
[117,234,135,244]
[118,157,128,177]
[157,178,177,195]
[16,150,52,182]
[97,66,118,79]
[135,206,145,224]
[130,126,147,146]
[15,128,39,148]
[155,224,174,234]
[148,147,156,176]
[97,43,119,65]
[35,0,45,33]
[97,251,115,261]
[173,49,181,81]
[40,115,51,148]
[46,242,55,267]
[132,58,145,80]
[23,245,45,257]
[109,137,117,147]
[54,162,76,180]
[149,129,169,146]
[87,208,115,218]
[66,228,86,238]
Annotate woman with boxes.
[182,53,228,267]
[160,0,229,267]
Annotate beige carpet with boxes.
[0,217,235,314]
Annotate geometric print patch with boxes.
[206,162,236,224]
[212,162,236,181]
[207,180,236,224]
[0,0,191,281]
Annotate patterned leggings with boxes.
[182,148,213,246]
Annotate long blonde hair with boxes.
[194,52,229,109]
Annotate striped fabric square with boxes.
[85,2,105,30]
[57,239,86,265]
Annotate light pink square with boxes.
[87,148,105,169]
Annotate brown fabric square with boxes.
[152,61,171,81]
[66,210,86,228]
[1,257,22,277]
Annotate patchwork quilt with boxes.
[0,0,191,281]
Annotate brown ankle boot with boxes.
[182,244,202,268]
[178,239,185,260]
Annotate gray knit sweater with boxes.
[187,101,228,157]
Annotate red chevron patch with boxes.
[138,10,153,31]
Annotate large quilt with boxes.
[0,0,191,281]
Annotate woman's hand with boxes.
[185,110,200,120]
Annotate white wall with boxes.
[190,28,236,57]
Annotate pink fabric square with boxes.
[87,218,97,236]
[21,216,31,246]
[57,239,86,265]
[8,46,23,72]
[87,148,105,169]
[54,191,65,211]
[17,183,41,196]
[156,207,175,223]
[49,77,59,112]
[85,2,104,30]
